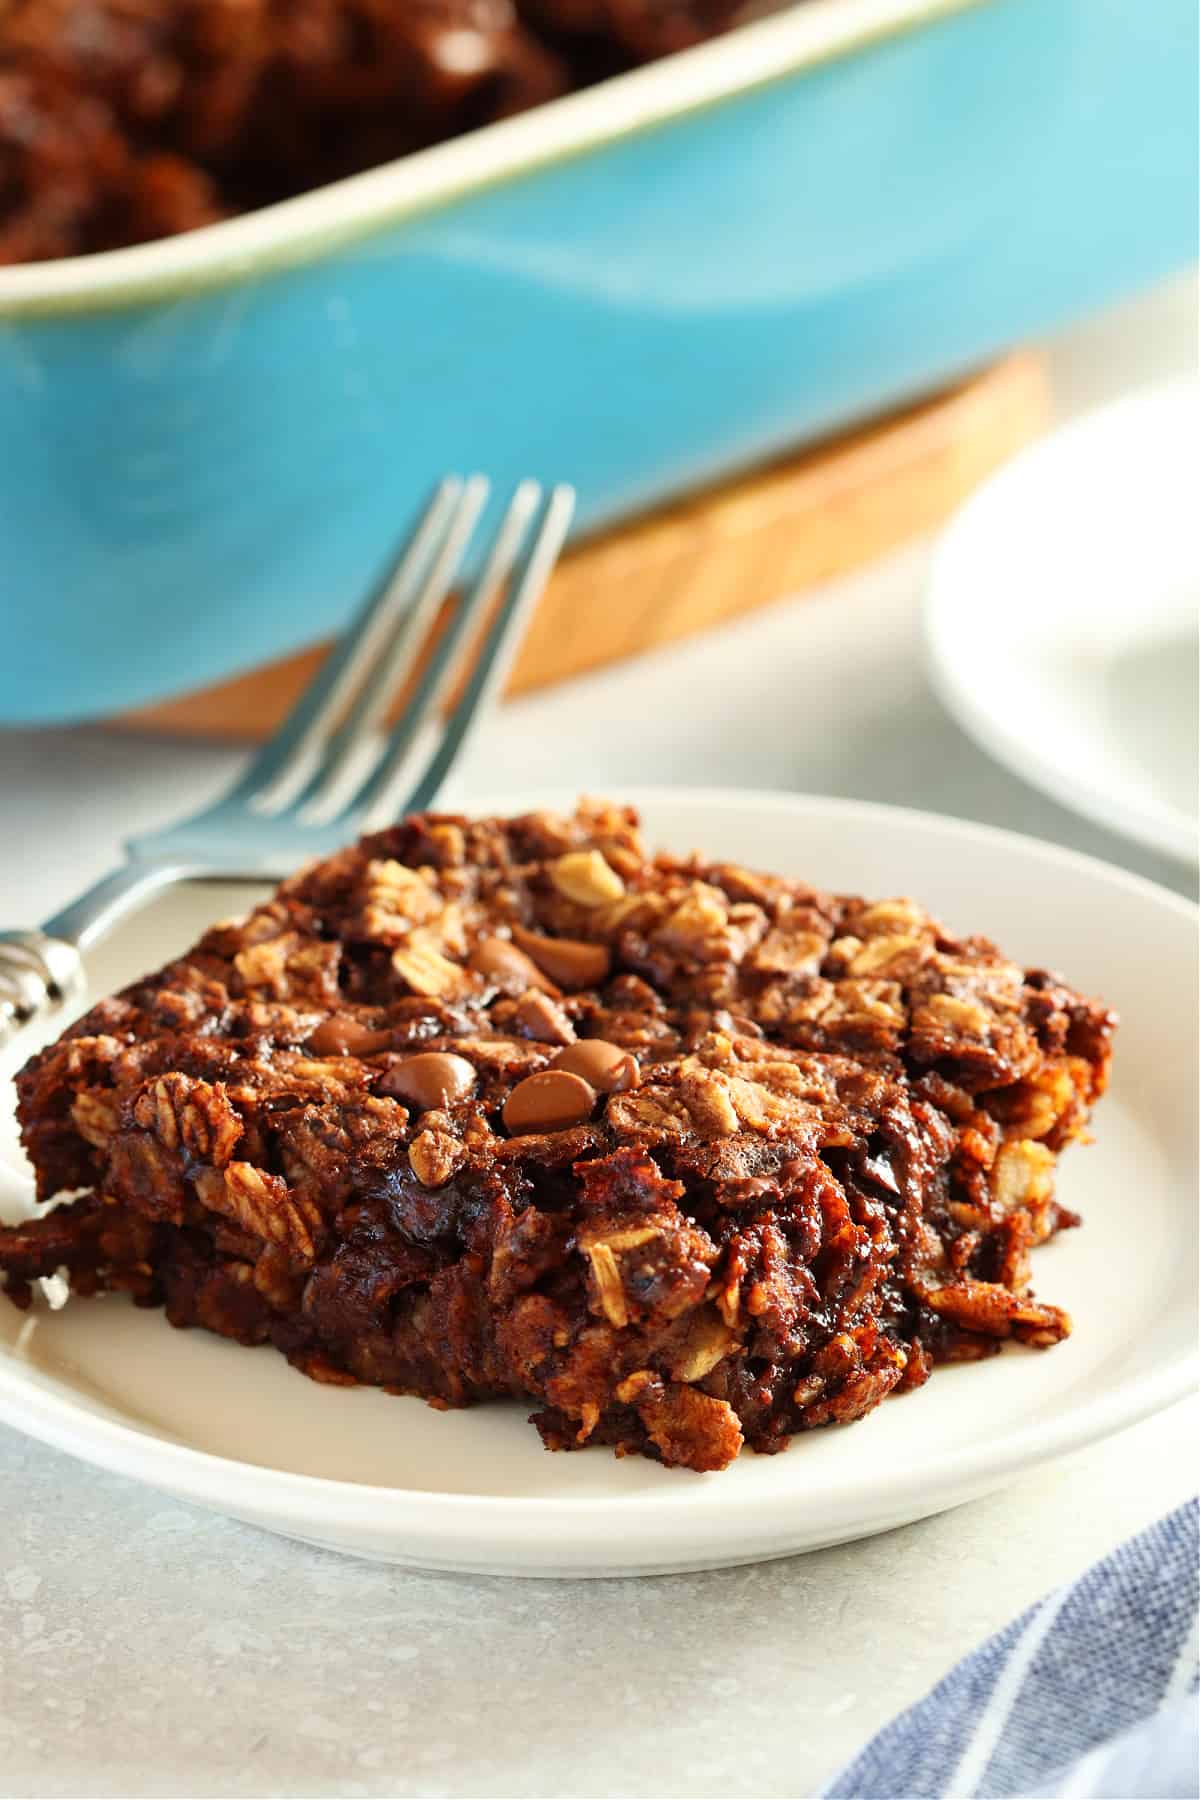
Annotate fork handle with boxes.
[0,931,86,1051]
[42,858,190,951]
[0,859,187,1051]
[1,854,286,1050]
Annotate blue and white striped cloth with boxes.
[824,1500,1198,1800]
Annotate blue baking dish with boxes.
[0,0,1195,724]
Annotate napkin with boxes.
[824,1499,1198,1800]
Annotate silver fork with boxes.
[0,475,575,1050]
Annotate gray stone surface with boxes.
[1,1408,1195,1799]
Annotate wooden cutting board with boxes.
[123,353,1049,739]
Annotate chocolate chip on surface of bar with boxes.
[307,1017,393,1057]
[470,936,557,995]
[381,1052,476,1111]
[550,1039,639,1093]
[503,1069,597,1134]
[514,991,577,1045]
[510,926,610,989]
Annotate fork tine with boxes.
[327,479,544,827]
[232,476,466,811]
[293,475,491,821]
[359,482,576,828]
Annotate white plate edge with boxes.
[922,380,1200,867]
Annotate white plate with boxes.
[0,789,1195,1576]
[924,380,1198,865]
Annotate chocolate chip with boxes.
[307,1017,393,1057]
[503,1069,596,1134]
[510,925,610,990]
[381,1052,476,1111]
[549,1039,639,1093]
[514,991,577,1045]
[470,935,557,995]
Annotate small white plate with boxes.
[924,380,1198,865]
[0,789,1195,1576]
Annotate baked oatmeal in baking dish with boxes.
[0,0,745,263]
[0,801,1114,1471]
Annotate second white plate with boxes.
[0,789,1195,1575]
[924,380,1198,865]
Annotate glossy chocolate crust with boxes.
[0,802,1115,1471]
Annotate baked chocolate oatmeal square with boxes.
[0,801,1114,1471]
